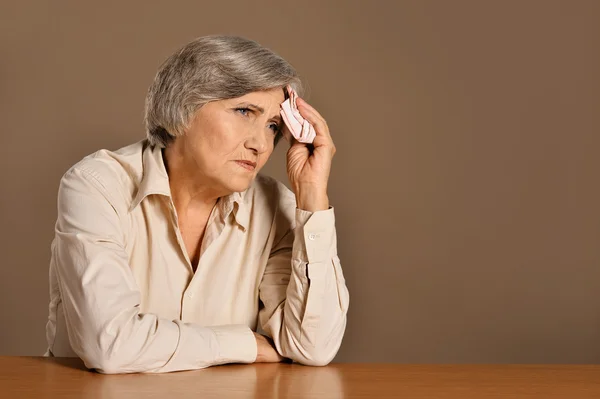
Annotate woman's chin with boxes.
[224,176,255,193]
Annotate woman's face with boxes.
[175,88,285,194]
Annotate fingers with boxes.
[297,97,326,125]
[297,98,335,147]
[297,99,328,135]
[254,333,284,363]
[296,98,336,154]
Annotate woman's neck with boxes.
[162,145,222,215]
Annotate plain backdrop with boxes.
[0,0,599,363]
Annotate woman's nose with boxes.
[244,128,269,154]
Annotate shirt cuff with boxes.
[208,324,257,365]
[162,322,257,371]
[293,207,337,263]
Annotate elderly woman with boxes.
[44,35,349,374]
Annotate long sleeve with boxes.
[52,167,257,374]
[258,206,349,366]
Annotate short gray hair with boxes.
[144,35,304,147]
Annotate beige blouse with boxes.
[45,140,349,373]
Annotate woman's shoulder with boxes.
[67,140,144,176]
[246,174,296,218]
[250,174,295,204]
[59,140,147,211]
[244,175,297,235]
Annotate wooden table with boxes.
[1,357,600,398]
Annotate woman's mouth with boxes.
[234,160,257,171]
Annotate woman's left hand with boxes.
[286,97,336,212]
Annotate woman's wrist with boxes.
[295,185,329,212]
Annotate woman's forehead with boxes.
[232,88,285,106]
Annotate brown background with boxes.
[0,0,599,363]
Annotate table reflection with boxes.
[41,359,345,399]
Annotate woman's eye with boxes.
[236,108,251,116]
[268,123,280,133]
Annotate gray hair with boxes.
[144,35,304,147]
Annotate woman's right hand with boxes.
[254,333,284,363]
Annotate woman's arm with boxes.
[258,93,349,365]
[257,204,349,366]
[53,167,257,374]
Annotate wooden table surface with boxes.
[1,357,600,398]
